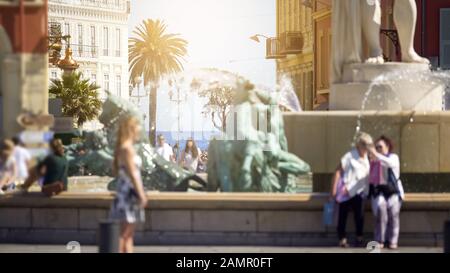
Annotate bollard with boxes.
[445,221,450,254]
[98,219,120,253]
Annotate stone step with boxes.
[341,62,430,83]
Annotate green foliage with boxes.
[129,19,188,86]
[129,19,188,144]
[49,72,102,128]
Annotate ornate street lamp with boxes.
[57,45,79,74]
[249,34,269,43]
[129,76,149,107]
[168,78,189,148]
[48,22,79,74]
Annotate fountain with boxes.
[65,94,207,192]
[284,1,450,193]
[207,78,311,193]
[155,68,311,193]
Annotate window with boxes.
[441,9,450,69]
[51,71,57,79]
[116,75,121,97]
[103,27,109,56]
[104,74,110,93]
[115,28,121,57]
[78,24,83,54]
[91,73,97,84]
[90,26,96,57]
[64,23,70,36]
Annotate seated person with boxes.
[0,139,17,194]
[18,139,68,195]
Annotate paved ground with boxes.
[0,244,442,253]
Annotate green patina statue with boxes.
[65,70,310,193]
[65,94,206,192]
[207,84,311,193]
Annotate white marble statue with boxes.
[331,0,430,83]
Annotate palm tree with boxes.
[129,19,188,145]
[49,72,102,128]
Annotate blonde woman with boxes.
[331,132,373,248]
[110,116,147,253]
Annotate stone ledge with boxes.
[1,193,450,210]
[0,193,449,246]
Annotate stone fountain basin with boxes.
[284,111,450,192]
[0,192,449,246]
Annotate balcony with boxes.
[279,32,304,55]
[265,38,286,59]
[48,0,128,12]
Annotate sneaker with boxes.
[339,238,350,248]
[388,244,398,250]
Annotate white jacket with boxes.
[341,149,370,198]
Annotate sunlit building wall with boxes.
[48,0,130,103]
[275,0,402,110]
[276,0,315,110]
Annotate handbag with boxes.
[371,168,400,200]
[335,176,350,203]
[387,168,401,196]
[323,201,335,227]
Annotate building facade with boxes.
[48,0,130,102]
[415,0,450,69]
[275,0,315,110]
[273,0,450,111]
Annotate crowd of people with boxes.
[155,134,207,173]
[0,132,206,196]
[0,123,405,253]
[330,132,404,250]
[0,136,69,196]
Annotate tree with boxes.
[196,69,254,132]
[49,72,102,128]
[129,19,188,145]
[198,82,234,132]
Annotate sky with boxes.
[128,0,276,133]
